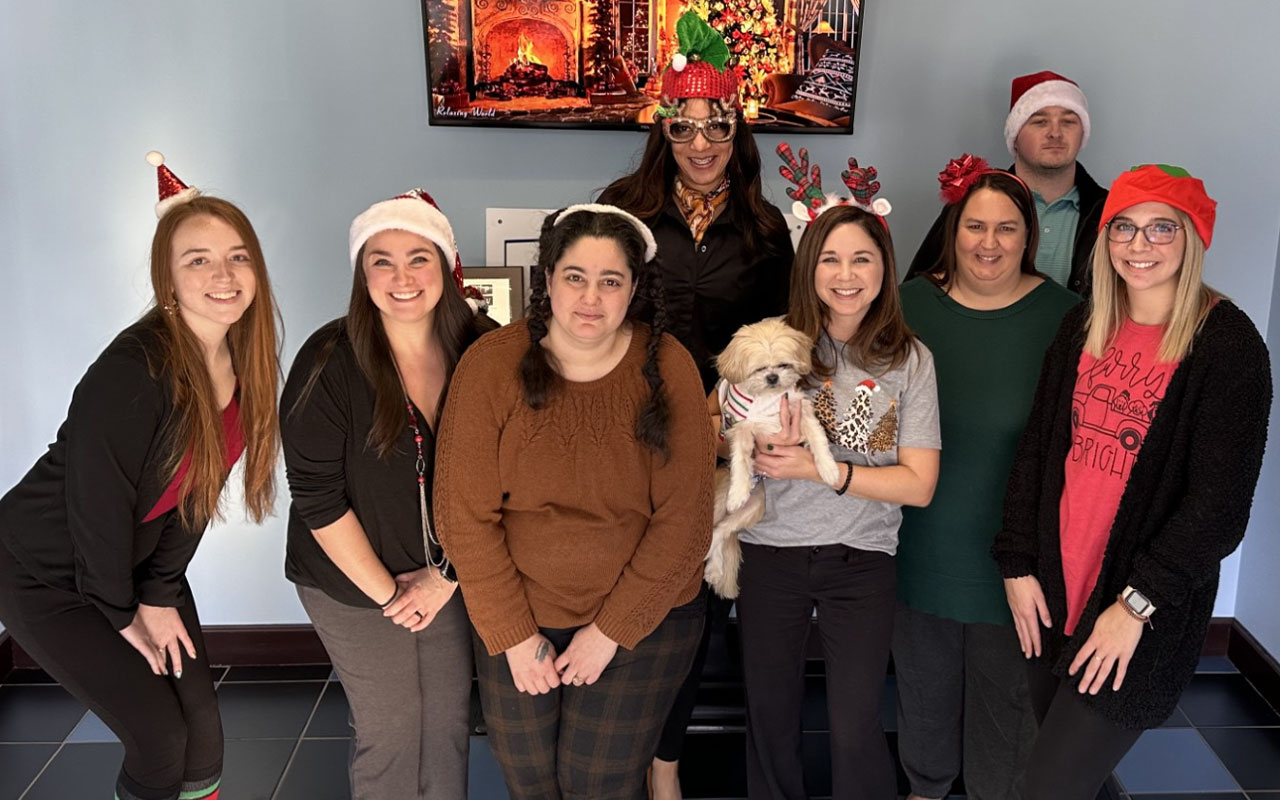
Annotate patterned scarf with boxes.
[674,176,730,245]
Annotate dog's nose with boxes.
[766,373,779,386]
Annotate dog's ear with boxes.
[782,324,816,375]
[716,336,753,385]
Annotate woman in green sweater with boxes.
[894,156,1079,800]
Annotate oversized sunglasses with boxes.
[662,116,736,144]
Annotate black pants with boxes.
[654,585,733,762]
[737,543,897,800]
[474,592,706,800]
[0,542,222,800]
[1014,658,1141,800]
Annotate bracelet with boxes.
[1116,593,1153,628]
[378,585,399,610]
[834,461,854,496]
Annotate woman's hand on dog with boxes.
[753,396,838,486]
[754,395,804,450]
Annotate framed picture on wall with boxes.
[420,0,866,133]
[463,266,527,326]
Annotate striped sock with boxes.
[179,776,220,799]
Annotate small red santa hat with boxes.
[146,151,201,218]
[1003,70,1091,155]
[348,189,486,313]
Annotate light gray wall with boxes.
[1235,229,1280,658]
[2,1,1277,629]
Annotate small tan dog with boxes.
[705,318,841,598]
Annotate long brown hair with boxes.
[598,100,789,256]
[292,241,499,458]
[147,196,281,530]
[786,205,915,376]
[931,171,1040,288]
[520,208,672,457]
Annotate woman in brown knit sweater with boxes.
[435,204,716,800]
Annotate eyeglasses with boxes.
[1106,220,1183,245]
[662,116,736,144]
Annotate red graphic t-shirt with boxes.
[1059,319,1179,635]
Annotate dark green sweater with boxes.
[896,277,1079,624]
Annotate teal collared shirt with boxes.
[1033,186,1080,287]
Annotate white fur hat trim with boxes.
[348,194,457,270]
[1004,79,1091,155]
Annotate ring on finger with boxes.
[413,610,424,619]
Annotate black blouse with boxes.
[281,320,447,608]
[0,321,206,630]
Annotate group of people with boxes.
[0,12,1272,800]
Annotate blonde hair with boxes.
[1084,207,1220,363]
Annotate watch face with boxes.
[1125,590,1151,615]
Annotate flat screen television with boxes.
[421,0,864,133]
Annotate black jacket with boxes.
[905,162,1109,296]
[598,190,795,392]
[992,301,1272,729]
[0,321,209,630]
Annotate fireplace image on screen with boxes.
[421,0,866,132]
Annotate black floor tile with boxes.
[681,731,747,798]
[217,682,324,740]
[275,738,352,800]
[1125,794,1246,799]
[0,685,86,743]
[221,664,334,682]
[1200,727,1280,791]
[0,742,58,798]
[219,738,297,800]
[1179,674,1280,727]
[0,668,57,685]
[304,682,351,739]
[1198,656,1240,674]
[1160,705,1193,727]
[23,742,123,799]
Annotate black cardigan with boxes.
[993,301,1272,729]
[905,162,1108,296]
[596,190,794,392]
[0,320,207,631]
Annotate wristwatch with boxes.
[1120,586,1156,620]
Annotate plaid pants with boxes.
[474,593,705,800]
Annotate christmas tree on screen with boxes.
[685,0,786,99]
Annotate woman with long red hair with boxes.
[0,153,281,800]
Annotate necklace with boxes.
[402,394,452,579]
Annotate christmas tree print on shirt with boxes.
[816,379,899,455]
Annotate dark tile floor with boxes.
[0,651,1276,799]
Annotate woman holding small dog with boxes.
[434,205,715,799]
[597,15,794,796]
[994,165,1270,799]
[892,158,1080,800]
[735,198,941,800]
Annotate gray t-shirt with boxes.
[741,336,941,554]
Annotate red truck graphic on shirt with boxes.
[1071,384,1155,452]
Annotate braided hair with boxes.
[519,208,672,458]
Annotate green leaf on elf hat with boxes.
[1130,163,1192,178]
[676,10,730,71]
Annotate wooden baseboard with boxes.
[1203,617,1232,656]
[7,625,330,671]
[1228,619,1280,714]
[0,632,12,678]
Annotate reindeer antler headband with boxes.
[776,143,892,227]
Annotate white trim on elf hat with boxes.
[1003,71,1091,155]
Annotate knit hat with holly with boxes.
[349,188,486,312]
[147,151,201,218]
[1100,164,1217,249]
[1004,70,1091,155]
[657,11,739,116]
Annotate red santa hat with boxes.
[1003,70,1091,155]
[348,189,486,312]
[146,151,201,218]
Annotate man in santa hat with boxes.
[905,70,1109,296]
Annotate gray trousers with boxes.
[890,604,1037,800]
[298,584,473,800]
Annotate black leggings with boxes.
[0,543,222,800]
[1016,658,1142,800]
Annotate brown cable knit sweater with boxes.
[435,320,715,655]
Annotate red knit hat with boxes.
[1004,70,1091,155]
[657,12,739,113]
[1100,164,1217,250]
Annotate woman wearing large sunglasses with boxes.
[597,12,794,799]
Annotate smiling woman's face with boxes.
[669,98,733,193]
